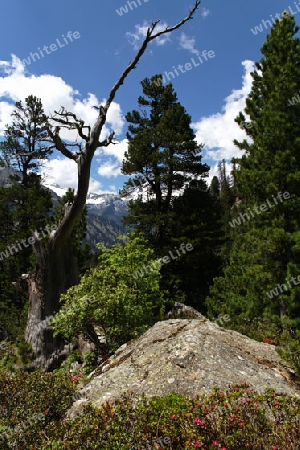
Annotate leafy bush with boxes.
[52,235,166,360]
[0,375,299,449]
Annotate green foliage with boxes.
[121,75,223,311]
[207,13,300,352]
[52,234,166,359]
[0,378,299,449]
[121,74,208,247]
[0,95,52,181]
[0,96,53,342]
[167,180,224,311]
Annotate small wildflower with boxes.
[170,414,176,420]
[194,418,201,425]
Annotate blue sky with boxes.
[0,0,298,195]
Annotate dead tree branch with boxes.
[104,1,200,114]
[46,1,200,249]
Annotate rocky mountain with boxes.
[68,304,300,418]
[85,193,128,249]
[0,166,129,249]
[45,186,129,250]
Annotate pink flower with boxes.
[44,409,49,414]
[194,418,201,425]
[170,414,176,420]
[213,442,220,446]
[272,447,277,450]
[71,373,83,382]
[194,442,202,448]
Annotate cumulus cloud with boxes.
[193,60,255,166]
[96,138,128,178]
[178,32,199,56]
[126,21,171,50]
[41,158,102,195]
[0,55,126,193]
[0,55,125,139]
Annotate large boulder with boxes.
[68,318,300,417]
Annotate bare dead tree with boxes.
[25,1,201,370]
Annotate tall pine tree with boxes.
[121,74,209,250]
[121,75,223,310]
[206,13,300,356]
[0,97,52,341]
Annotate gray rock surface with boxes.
[68,318,300,417]
[164,302,207,320]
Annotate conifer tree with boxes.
[0,97,52,340]
[209,176,220,198]
[121,74,209,252]
[121,75,225,310]
[206,13,300,354]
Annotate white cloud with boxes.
[97,160,121,178]
[201,8,210,18]
[178,32,199,56]
[126,21,171,50]
[95,138,128,178]
[0,55,125,140]
[41,158,77,191]
[42,157,102,195]
[192,60,255,164]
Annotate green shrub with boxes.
[52,235,166,360]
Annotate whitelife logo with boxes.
[0,224,57,261]
[153,50,215,86]
[229,191,290,228]
[132,243,193,280]
[22,31,81,67]
[266,275,300,299]
[116,0,149,16]
[250,7,299,35]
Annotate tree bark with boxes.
[25,1,200,370]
